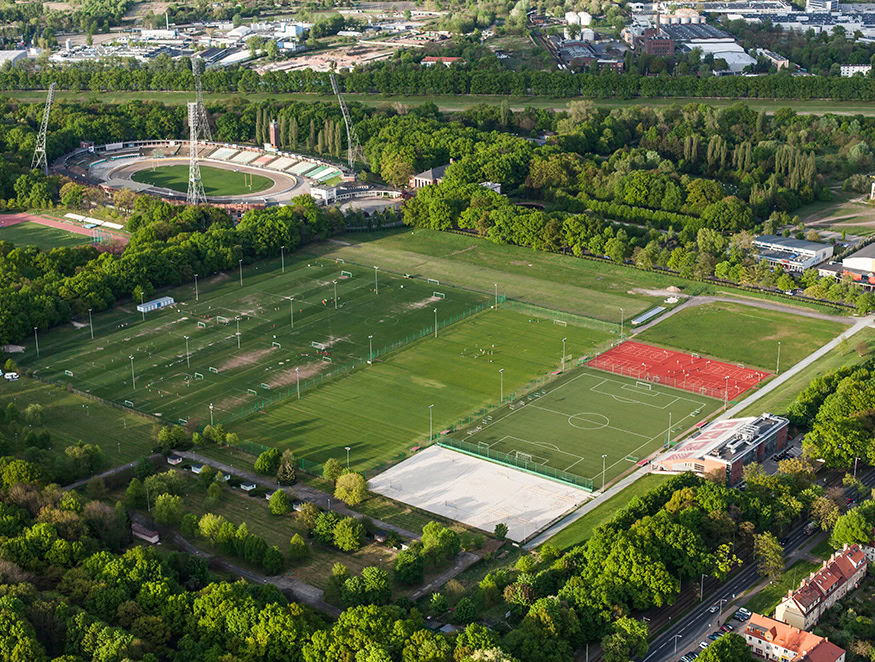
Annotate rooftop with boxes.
[845,242,875,260]
[755,234,831,252]
[661,23,732,40]
[745,614,844,661]
[660,414,787,465]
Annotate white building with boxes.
[841,64,871,77]
[0,50,27,67]
[753,234,834,271]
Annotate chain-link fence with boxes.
[587,353,733,401]
[498,299,621,334]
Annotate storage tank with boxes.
[578,11,593,25]
[580,27,595,41]
[565,11,581,24]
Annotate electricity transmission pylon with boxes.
[32,82,56,175]
[191,55,211,142]
[187,102,207,205]
[329,73,364,169]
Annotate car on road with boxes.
[708,604,719,613]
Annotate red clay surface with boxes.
[588,340,770,401]
[0,212,129,245]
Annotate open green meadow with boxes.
[227,307,616,473]
[445,365,721,488]
[0,221,90,250]
[131,164,274,196]
[17,256,498,423]
[0,378,157,466]
[637,302,844,370]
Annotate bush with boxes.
[394,548,425,585]
[333,517,365,552]
[269,490,291,515]
[254,448,281,475]
[314,511,341,544]
[334,472,367,506]
[494,523,508,540]
[289,533,309,564]
[297,501,320,530]
[262,545,284,575]
[515,555,536,573]
[323,457,343,482]
[454,596,477,624]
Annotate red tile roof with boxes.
[746,614,844,662]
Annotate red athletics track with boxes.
[0,212,129,246]
[587,340,770,401]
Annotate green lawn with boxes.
[0,220,90,250]
[0,377,158,466]
[637,302,844,370]
[810,538,834,560]
[543,473,670,551]
[743,559,822,616]
[229,307,615,474]
[738,327,875,418]
[131,164,273,196]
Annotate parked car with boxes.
[698,641,709,649]
[708,632,722,641]
[721,624,734,632]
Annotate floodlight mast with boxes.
[191,55,212,142]
[329,72,364,169]
[32,83,56,175]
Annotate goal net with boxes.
[553,319,567,327]
[311,341,326,350]
[340,270,353,278]
[64,370,74,377]
[272,341,281,349]
[635,381,652,391]
[197,321,206,328]
[194,372,204,380]
[427,278,440,285]
[515,451,533,463]
[216,316,231,325]
[433,291,446,299]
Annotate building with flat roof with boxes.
[136,296,175,313]
[753,234,834,272]
[841,64,871,77]
[842,242,875,273]
[654,414,788,485]
[757,47,790,69]
[744,613,846,662]
[775,544,867,630]
[0,50,27,67]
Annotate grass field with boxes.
[738,327,875,418]
[544,474,670,550]
[131,164,274,196]
[17,255,495,423]
[0,378,157,466]
[0,221,90,250]
[446,365,721,487]
[637,302,844,370]
[744,559,821,616]
[228,308,615,473]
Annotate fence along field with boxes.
[20,257,494,423]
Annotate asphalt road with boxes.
[642,466,875,662]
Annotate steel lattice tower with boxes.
[31,83,56,175]
[329,73,364,168]
[191,55,212,142]
[186,102,207,205]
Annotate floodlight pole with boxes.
[672,634,682,655]
[494,282,498,307]
[428,404,434,441]
[667,411,672,446]
[236,317,240,349]
[374,266,379,295]
[434,308,438,338]
[345,446,351,468]
[290,297,294,329]
[209,402,214,426]
[239,259,243,287]
[368,335,373,363]
[602,454,607,491]
[129,355,136,389]
[333,280,338,310]
[141,292,145,321]
[562,337,567,372]
[88,309,94,340]
[184,335,191,368]
[34,327,39,358]
[500,368,504,403]
[281,245,285,273]
[296,367,300,399]
[776,341,781,375]
[194,273,199,302]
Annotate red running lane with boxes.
[0,212,129,245]
[587,340,770,400]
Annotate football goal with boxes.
[197,321,206,328]
[322,356,333,363]
[272,341,281,349]
[635,381,652,391]
[553,319,567,327]
[691,353,700,359]
[209,367,218,373]
[194,372,204,380]
[311,341,326,350]
[64,369,74,377]
[433,291,446,299]
[335,258,345,264]
[124,400,134,407]
[216,316,231,325]
[260,383,271,390]
[247,388,257,395]
[340,270,353,278]
[427,278,440,285]
[515,451,533,463]
[178,418,188,425]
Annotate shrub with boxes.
[333,517,364,552]
[289,533,309,564]
[334,472,367,506]
[269,490,291,515]
[254,447,281,475]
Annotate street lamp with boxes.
[290,297,294,329]
[34,327,39,358]
[499,368,504,403]
[561,337,567,372]
[602,454,607,491]
[345,446,351,468]
[776,341,782,375]
[88,309,94,340]
[374,266,379,295]
[428,404,434,441]
[333,280,338,310]
[672,634,683,656]
[434,308,438,338]
[194,273,199,302]
[209,402,214,426]
[129,355,136,389]
[296,367,300,399]
[184,335,190,368]
[140,291,145,321]
[239,259,243,287]
[281,245,285,273]
[368,335,373,364]
[494,282,498,307]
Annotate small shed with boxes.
[136,296,175,314]
[167,455,182,465]
[240,482,257,492]
[190,463,204,474]
[131,523,160,544]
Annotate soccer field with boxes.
[19,256,494,423]
[226,307,617,472]
[0,221,90,249]
[131,164,274,195]
[445,366,722,488]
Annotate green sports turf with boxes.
[225,308,616,473]
[0,221,90,249]
[637,302,844,370]
[446,365,722,487]
[17,256,495,423]
[130,164,273,195]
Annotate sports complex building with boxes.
[653,413,789,485]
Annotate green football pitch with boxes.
[445,366,722,487]
[130,164,274,195]
[0,221,90,249]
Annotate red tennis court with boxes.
[587,340,770,400]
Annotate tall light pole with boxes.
[290,297,294,329]
[428,404,434,441]
[281,245,285,273]
[368,335,373,363]
[140,291,145,321]
[88,309,94,340]
[854,456,859,478]
[494,282,498,307]
[333,280,338,310]
[34,327,39,358]
[561,337,567,372]
[499,368,504,403]
[672,634,683,656]
[434,308,438,338]
[236,316,241,349]
[776,341,782,375]
[239,259,243,287]
[209,402,214,426]
[620,307,624,337]
[345,446,351,468]
[194,273,199,302]
[296,366,300,399]
[374,266,379,295]
[700,573,707,601]
[184,335,190,368]
[602,454,607,491]
[129,355,136,389]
